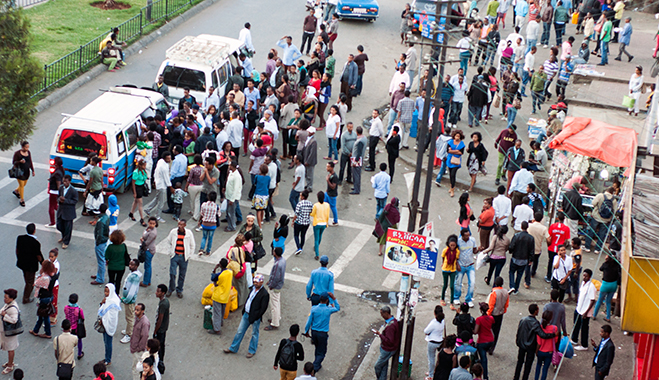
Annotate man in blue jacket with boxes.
[304,292,340,372]
[614,17,633,62]
[340,54,358,112]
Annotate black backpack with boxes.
[599,195,614,219]
[279,339,296,368]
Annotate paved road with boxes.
[0,0,636,379]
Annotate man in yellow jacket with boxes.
[209,258,233,335]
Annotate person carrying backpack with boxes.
[584,187,617,254]
[273,324,305,379]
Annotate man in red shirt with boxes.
[373,306,401,380]
[545,212,570,283]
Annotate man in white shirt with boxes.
[405,43,418,89]
[224,161,242,232]
[506,26,524,46]
[238,22,255,55]
[493,185,512,226]
[261,110,279,140]
[512,196,534,232]
[521,46,536,96]
[366,109,384,171]
[203,86,220,114]
[449,68,465,88]
[551,245,573,302]
[144,152,173,222]
[295,362,318,380]
[265,155,278,223]
[449,75,467,127]
[388,64,411,95]
[572,269,597,351]
[289,155,306,210]
[214,123,229,152]
[526,15,540,54]
[227,111,244,157]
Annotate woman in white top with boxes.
[456,34,473,74]
[628,65,644,116]
[423,305,446,380]
[325,105,341,163]
[98,284,121,366]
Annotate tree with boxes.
[0,0,42,151]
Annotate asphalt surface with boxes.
[0,0,636,379]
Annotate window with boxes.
[218,62,230,86]
[161,65,206,92]
[155,100,170,119]
[212,71,219,89]
[116,132,126,155]
[57,129,108,159]
[228,53,238,74]
[125,123,139,149]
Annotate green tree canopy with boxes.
[0,0,42,151]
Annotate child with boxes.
[12,369,24,380]
[171,182,187,221]
[452,302,475,345]
[454,330,477,368]
[64,293,85,359]
[566,237,583,303]
[48,248,61,326]
[108,194,120,233]
[272,215,289,254]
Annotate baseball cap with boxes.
[319,255,329,264]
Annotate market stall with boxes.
[545,116,638,221]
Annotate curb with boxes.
[35,0,221,113]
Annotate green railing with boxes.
[34,0,197,98]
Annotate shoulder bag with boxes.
[55,337,74,378]
[93,316,106,334]
[76,308,87,339]
[137,242,147,263]
[252,242,266,261]
[2,305,24,336]
[124,245,132,267]
[8,166,23,179]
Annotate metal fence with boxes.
[14,0,49,8]
[33,0,196,97]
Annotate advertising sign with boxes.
[382,229,439,280]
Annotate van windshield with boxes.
[162,65,206,92]
[57,129,108,159]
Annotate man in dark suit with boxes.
[339,54,358,112]
[15,223,43,304]
[223,274,270,358]
[56,174,78,249]
[591,324,615,380]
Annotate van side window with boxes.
[218,63,230,86]
[125,123,138,149]
[116,132,126,155]
[212,71,219,89]
[228,53,238,73]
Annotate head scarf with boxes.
[98,283,121,336]
[253,274,264,283]
[384,197,401,225]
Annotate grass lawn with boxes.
[25,0,147,66]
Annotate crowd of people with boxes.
[1,0,638,379]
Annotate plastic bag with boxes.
[571,11,579,25]
[475,252,489,270]
[622,95,635,109]
[85,192,103,213]
[559,336,574,359]
[201,283,214,306]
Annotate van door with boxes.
[114,122,139,191]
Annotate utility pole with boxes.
[395,2,467,380]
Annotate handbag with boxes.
[124,245,132,267]
[37,301,55,318]
[492,92,501,108]
[8,166,23,179]
[252,243,267,261]
[142,184,150,197]
[76,313,87,339]
[56,337,74,378]
[450,155,461,166]
[93,316,105,334]
[137,243,147,263]
[2,306,23,336]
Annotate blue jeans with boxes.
[289,189,300,210]
[468,104,482,127]
[324,193,338,223]
[453,265,475,303]
[374,347,396,380]
[95,242,108,283]
[485,45,496,66]
[328,137,338,160]
[169,254,188,294]
[311,330,328,371]
[376,197,387,219]
[507,107,517,128]
[32,298,53,336]
[521,70,531,95]
[593,280,617,319]
[554,22,565,45]
[435,158,448,183]
[356,74,364,95]
[235,203,243,224]
[459,52,471,74]
[509,261,527,291]
[535,350,553,380]
[525,39,537,55]
[449,101,463,124]
[541,22,551,45]
[477,342,494,379]
[532,91,544,113]
[387,110,398,133]
[600,40,609,65]
[103,332,113,363]
[228,311,261,354]
[584,216,608,251]
[143,249,154,285]
[200,227,216,253]
[313,225,326,258]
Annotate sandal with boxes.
[440,300,446,307]
[484,276,490,285]
[1,366,14,375]
[128,213,136,221]
[140,219,147,227]
[19,200,25,207]
[198,250,205,256]
[29,330,38,336]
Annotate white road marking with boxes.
[329,228,373,279]
[0,156,50,170]
[0,177,16,191]
[4,190,50,220]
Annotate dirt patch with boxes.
[89,1,131,10]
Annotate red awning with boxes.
[547,116,638,167]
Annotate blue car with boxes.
[336,0,379,21]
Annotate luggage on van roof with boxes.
[165,34,243,69]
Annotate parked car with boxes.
[336,0,379,21]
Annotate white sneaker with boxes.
[121,330,126,335]
[44,223,56,228]
[543,45,549,48]
[570,339,579,346]
[157,217,166,223]
[468,301,475,308]
[195,226,202,232]
[120,335,131,344]
[453,299,460,305]
[574,345,588,351]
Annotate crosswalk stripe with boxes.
[329,228,373,279]
[0,156,50,170]
[4,190,50,220]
